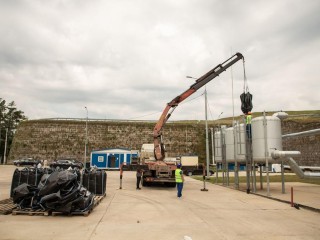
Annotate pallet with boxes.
[0,198,16,215]
[52,194,105,217]
[94,194,106,207]
[9,194,106,217]
[52,206,93,217]
[51,210,91,217]
[12,208,50,216]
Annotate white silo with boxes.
[214,130,223,164]
[225,127,235,162]
[234,123,246,162]
[251,116,282,163]
[214,126,226,164]
[225,124,246,163]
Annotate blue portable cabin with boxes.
[90,148,138,169]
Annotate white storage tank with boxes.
[234,123,246,162]
[214,126,226,164]
[225,127,235,162]
[214,130,223,163]
[225,124,246,163]
[251,116,282,163]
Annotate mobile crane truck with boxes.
[141,53,244,187]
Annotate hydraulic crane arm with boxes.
[153,52,244,160]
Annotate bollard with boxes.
[119,163,123,189]
[291,186,293,207]
[200,166,208,191]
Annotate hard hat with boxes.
[177,164,181,168]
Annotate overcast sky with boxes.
[1,0,319,121]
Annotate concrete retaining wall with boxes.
[9,120,205,163]
[8,117,320,166]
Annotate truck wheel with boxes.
[187,172,192,176]
[142,178,147,187]
[165,182,176,188]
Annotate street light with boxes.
[204,86,210,178]
[217,111,224,183]
[186,76,210,177]
[186,76,197,80]
[84,107,88,169]
[3,107,15,165]
[217,112,223,128]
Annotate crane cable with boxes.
[243,59,249,93]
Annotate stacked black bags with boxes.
[10,168,50,197]
[11,169,94,213]
[82,169,107,196]
[37,171,94,213]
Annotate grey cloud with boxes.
[1,0,319,121]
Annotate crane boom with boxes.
[153,52,244,160]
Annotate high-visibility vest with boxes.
[246,115,252,125]
[175,169,183,183]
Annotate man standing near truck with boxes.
[175,164,184,198]
[136,168,142,190]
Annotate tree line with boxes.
[0,98,27,163]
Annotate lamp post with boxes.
[3,107,15,165]
[186,76,210,177]
[3,127,8,164]
[217,112,225,184]
[218,112,223,125]
[84,107,88,169]
[204,87,210,177]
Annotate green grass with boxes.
[193,174,320,185]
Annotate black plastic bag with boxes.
[10,168,44,197]
[240,91,253,114]
[38,171,77,196]
[83,169,107,195]
[12,183,38,204]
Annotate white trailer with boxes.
[180,156,199,166]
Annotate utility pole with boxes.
[205,87,210,177]
[3,128,8,164]
[84,107,88,169]
[3,107,15,165]
[210,127,214,166]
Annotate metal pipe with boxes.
[233,122,239,189]
[252,160,256,193]
[205,87,210,177]
[84,107,88,169]
[271,150,301,159]
[220,126,225,185]
[259,165,263,190]
[211,128,214,165]
[245,117,250,194]
[287,157,320,178]
[263,111,270,197]
[281,160,285,194]
[282,128,320,139]
[291,187,294,207]
[3,128,8,164]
